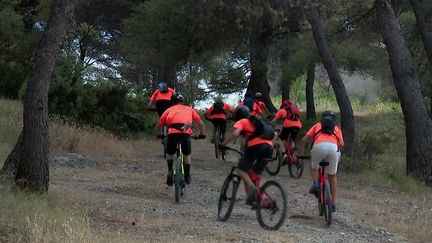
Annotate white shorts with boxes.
[311,142,340,175]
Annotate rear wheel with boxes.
[214,127,220,159]
[163,126,168,158]
[265,145,282,176]
[288,158,305,178]
[256,180,287,230]
[324,182,332,226]
[174,158,182,203]
[217,174,239,221]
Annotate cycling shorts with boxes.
[211,118,227,135]
[238,144,273,174]
[156,100,172,117]
[311,142,340,175]
[279,127,300,141]
[167,133,191,156]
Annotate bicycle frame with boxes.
[318,167,326,203]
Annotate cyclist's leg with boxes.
[237,147,256,190]
[326,145,340,206]
[166,134,178,185]
[210,119,218,143]
[310,143,327,193]
[218,118,227,141]
[180,134,192,183]
[156,100,171,135]
[251,144,273,175]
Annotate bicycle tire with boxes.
[324,182,332,226]
[174,158,181,203]
[265,145,282,176]
[288,158,305,178]
[217,174,239,221]
[214,128,220,159]
[256,180,287,230]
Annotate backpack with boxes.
[320,116,335,134]
[212,101,225,114]
[243,97,255,112]
[284,102,300,121]
[248,115,275,140]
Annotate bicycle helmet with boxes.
[232,106,250,121]
[171,93,185,104]
[255,92,263,98]
[157,82,168,92]
[322,110,336,120]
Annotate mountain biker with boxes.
[221,106,274,205]
[159,93,205,186]
[148,82,176,135]
[294,110,344,212]
[237,93,263,116]
[204,97,233,143]
[254,92,270,117]
[271,99,302,164]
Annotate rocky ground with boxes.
[49,139,431,242]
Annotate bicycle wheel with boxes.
[256,180,287,230]
[265,145,282,176]
[214,127,220,159]
[217,174,240,221]
[324,182,332,226]
[174,158,182,203]
[288,158,305,178]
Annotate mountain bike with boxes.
[217,146,287,230]
[265,136,310,178]
[314,160,332,226]
[172,132,205,203]
[214,125,226,160]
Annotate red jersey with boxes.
[160,104,202,135]
[233,118,273,147]
[150,87,175,102]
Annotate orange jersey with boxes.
[150,87,175,102]
[160,104,202,135]
[275,109,302,128]
[237,102,263,116]
[233,118,273,147]
[205,103,233,120]
[306,122,343,146]
[257,101,267,111]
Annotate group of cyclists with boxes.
[148,82,344,213]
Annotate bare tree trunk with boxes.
[281,81,290,101]
[157,64,177,89]
[247,28,277,112]
[376,0,432,185]
[307,5,355,155]
[410,0,432,66]
[1,0,79,192]
[306,62,316,120]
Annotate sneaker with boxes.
[166,170,173,186]
[309,181,319,194]
[185,174,191,185]
[245,187,257,206]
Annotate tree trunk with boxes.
[247,28,277,113]
[157,64,177,89]
[376,0,432,185]
[410,0,432,66]
[1,0,79,192]
[281,81,290,101]
[307,5,355,155]
[306,62,316,120]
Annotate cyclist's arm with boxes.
[192,110,205,135]
[159,110,168,126]
[221,128,242,146]
[148,91,158,108]
[295,135,311,157]
[196,119,205,135]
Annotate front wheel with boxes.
[214,128,220,159]
[217,174,240,221]
[265,145,282,176]
[288,158,305,178]
[256,180,287,230]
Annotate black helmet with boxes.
[232,106,250,121]
[322,110,336,120]
[171,93,185,104]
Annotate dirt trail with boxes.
[51,139,410,242]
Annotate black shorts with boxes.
[211,118,227,135]
[156,100,172,117]
[280,127,300,141]
[167,133,191,156]
[238,144,273,174]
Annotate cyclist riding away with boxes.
[204,97,233,143]
[148,82,176,135]
[294,111,344,212]
[221,106,275,205]
[271,99,302,164]
[237,93,263,116]
[159,93,205,186]
[254,92,270,117]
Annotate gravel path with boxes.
[50,139,410,242]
